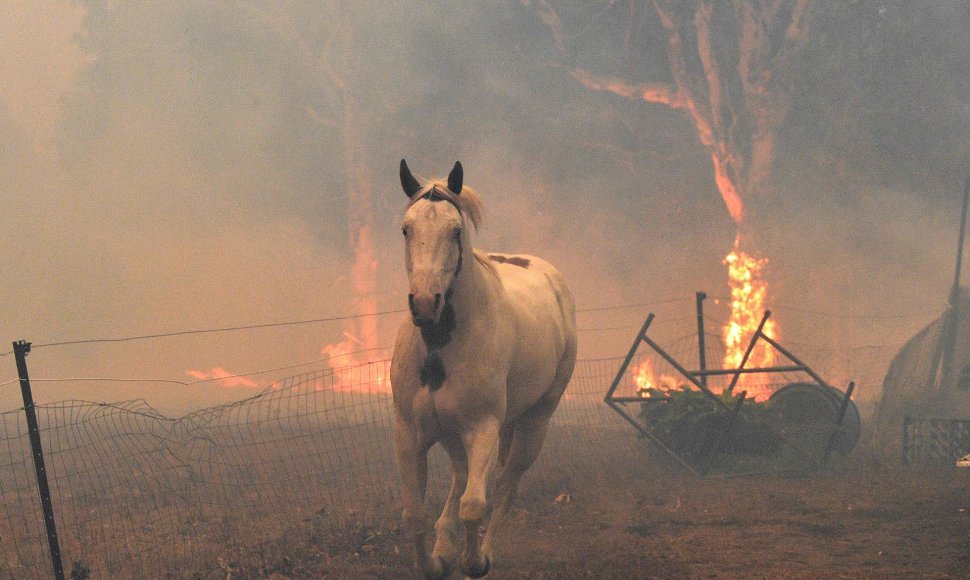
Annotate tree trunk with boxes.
[334,5,379,353]
[341,94,379,352]
[558,0,812,224]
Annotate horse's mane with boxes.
[472,249,501,281]
[407,179,485,232]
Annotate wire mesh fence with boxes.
[902,415,970,466]
[0,356,638,578]
[0,303,903,578]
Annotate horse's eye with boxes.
[402,227,408,238]
[454,229,462,240]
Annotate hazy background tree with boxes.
[247,3,385,357]
[0,1,967,413]
[532,0,812,226]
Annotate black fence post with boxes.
[695,292,707,389]
[13,341,65,580]
[821,381,855,464]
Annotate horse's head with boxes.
[399,159,474,328]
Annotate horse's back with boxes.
[482,251,577,416]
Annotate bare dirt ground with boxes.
[223,442,970,580]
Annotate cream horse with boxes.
[391,160,577,578]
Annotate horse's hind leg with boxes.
[432,436,467,573]
[480,403,554,560]
[482,340,576,561]
[497,422,514,470]
[394,419,445,580]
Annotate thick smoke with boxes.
[0,1,967,414]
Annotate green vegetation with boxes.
[637,388,826,474]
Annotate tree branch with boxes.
[654,0,743,222]
[736,0,812,196]
[694,1,725,141]
[786,0,811,41]
[570,68,685,108]
[306,106,338,128]
[652,0,715,148]
[522,0,565,52]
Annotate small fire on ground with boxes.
[185,330,390,393]
[185,367,260,389]
[633,358,686,398]
[635,234,780,402]
[188,224,387,392]
[320,329,390,393]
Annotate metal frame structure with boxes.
[902,415,970,465]
[603,293,856,477]
[895,177,970,466]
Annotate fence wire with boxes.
[0,357,639,578]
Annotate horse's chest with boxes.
[419,348,496,392]
[418,349,508,417]
[419,351,447,392]
[415,302,460,392]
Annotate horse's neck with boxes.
[449,249,498,326]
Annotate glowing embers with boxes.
[722,234,779,402]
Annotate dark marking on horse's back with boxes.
[488,254,530,268]
[420,351,446,391]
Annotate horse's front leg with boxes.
[394,419,445,580]
[432,436,467,573]
[459,416,500,578]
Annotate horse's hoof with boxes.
[424,555,451,580]
[464,555,490,578]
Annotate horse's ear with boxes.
[447,161,463,195]
[400,159,421,198]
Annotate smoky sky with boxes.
[0,1,968,414]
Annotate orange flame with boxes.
[633,358,687,398]
[320,329,390,393]
[633,359,657,396]
[722,234,779,402]
[185,367,260,389]
[320,229,390,392]
[184,229,387,391]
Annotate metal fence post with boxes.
[821,381,855,464]
[695,292,707,389]
[13,341,65,580]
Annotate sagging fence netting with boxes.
[0,357,642,578]
[0,305,899,579]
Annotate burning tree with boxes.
[532,0,811,387]
[182,4,387,390]
[535,0,811,223]
[251,4,382,377]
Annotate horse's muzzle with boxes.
[409,293,442,327]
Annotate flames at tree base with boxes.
[722,233,779,402]
[633,233,780,403]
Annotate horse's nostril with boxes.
[408,294,416,313]
[434,293,442,309]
